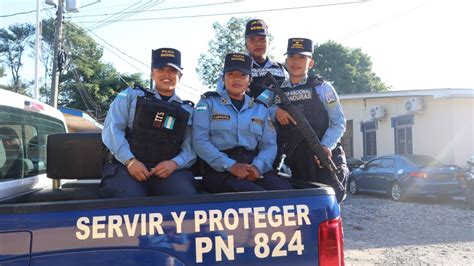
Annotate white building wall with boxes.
[340,93,474,166]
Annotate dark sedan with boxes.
[348,154,465,201]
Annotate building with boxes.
[339,89,473,166]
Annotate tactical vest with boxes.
[127,88,190,168]
[276,76,329,144]
[248,62,287,102]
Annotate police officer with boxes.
[217,19,288,107]
[271,38,348,202]
[101,48,197,198]
[193,53,292,193]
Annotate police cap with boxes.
[285,38,313,57]
[152,48,183,72]
[245,19,268,38]
[223,53,252,75]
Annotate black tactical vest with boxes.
[276,76,329,144]
[127,88,190,168]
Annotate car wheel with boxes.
[390,182,405,201]
[349,178,359,195]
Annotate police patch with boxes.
[117,90,128,98]
[251,118,264,125]
[325,91,337,108]
[212,114,230,120]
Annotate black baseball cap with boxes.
[152,48,183,72]
[223,53,252,75]
[285,38,313,57]
[245,19,268,38]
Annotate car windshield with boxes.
[404,155,444,167]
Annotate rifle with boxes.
[260,72,345,192]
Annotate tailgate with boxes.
[0,188,339,265]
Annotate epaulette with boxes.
[133,84,155,98]
[253,97,268,108]
[182,100,195,107]
[201,91,220,99]
[307,75,325,87]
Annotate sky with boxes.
[1,0,474,103]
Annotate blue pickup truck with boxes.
[0,89,344,266]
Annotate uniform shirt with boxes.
[193,89,277,174]
[269,75,346,150]
[102,87,196,169]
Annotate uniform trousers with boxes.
[203,147,292,193]
[100,161,196,198]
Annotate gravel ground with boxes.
[342,194,474,265]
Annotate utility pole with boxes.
[34,0,41,100]
[50,0,65,108]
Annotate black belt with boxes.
[222,146,257,156]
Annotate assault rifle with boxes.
[260,72,345,192]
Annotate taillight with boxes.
[410,172,428,178]
[456,173,465,180]
[318,217,344,266]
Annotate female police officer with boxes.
[271,38,348,202]
[193,53,291,193]
[101,48,196,198]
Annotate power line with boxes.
[77,1,371,23]
[70,1,241,18]
[89,0,164,31]
[0,7,54,18]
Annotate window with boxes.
[366,158,383,169]
[391,115,414,155]
[0,106,66,181]
[361,121,377,160]
[381,158,395,168]
[341,120,353,158]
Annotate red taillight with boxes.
[24,100,45,112]
[318,217,344,266]
[410,172,428,178]
[456,173,465,180]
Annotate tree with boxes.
[197,17,251,89]
[40,18,145,120]
[0,23,35,93]
[311,40,389,94]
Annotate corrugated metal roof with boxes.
[339,88,474,100]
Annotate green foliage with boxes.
[311,40,389,94]
[197,17,250,90]
[0,23,35,93]
[40,18,144,121]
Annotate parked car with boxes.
[463,156,474,209]
[348,154,465,201]
[346,157,365,173]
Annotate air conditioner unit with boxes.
[370,105,387,119]
[405,97,425,112]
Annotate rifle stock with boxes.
[260,73,345,192]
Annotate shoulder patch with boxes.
[183,100,195,107]
[325,90,338,108]
[201,91,220,98]
[195,103,208,112]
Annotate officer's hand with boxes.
[246,166,261,181]
[275,108,297,126]
[151,160,178,179]
[127,159,151,181]
[313,146,332,168]
[229,163,251,180]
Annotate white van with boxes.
[0,89,67,199]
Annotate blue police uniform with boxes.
[101,47,196,198]
[193,89,291,192]
[101,87,197,198]
[270,38,348,202]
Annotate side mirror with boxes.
[359,165,365,170]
